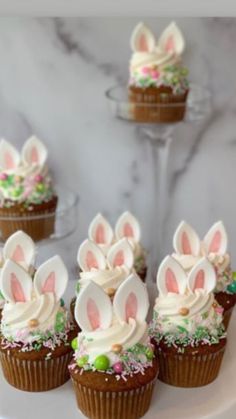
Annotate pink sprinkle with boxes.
[113,362,123,374]
[142,67,150,75]
[34,174,43,182]
[151,70,160,79]
[0,173,8,180]
[216,307,224,314]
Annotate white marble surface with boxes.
[0,17,236,277]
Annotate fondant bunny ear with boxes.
[77,239,106,271]
[88,213,114,246]
[0,259,32,303]
[107,238,134,269]
[188,257,216,293]
[157,255,187,296]
[34,255,68,301]
[3,231,36,269]
[203,221,227,255]
[115,211,141,243]
[113,273,149,323]
[74,280,112,332]
[173,221,201,257]
[0,139,20,171]
[131,22,155,53]
[21,136,48,167]
[159,21,185,55]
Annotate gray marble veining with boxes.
[0,17,236,277]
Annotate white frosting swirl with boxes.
[78,317,148,364]
[79,266,131,292]
[1,293,62,343]
[154,289,223,336]
[130,48,179,75]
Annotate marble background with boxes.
[0,17,236,278]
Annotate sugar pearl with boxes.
[179,307,189,316]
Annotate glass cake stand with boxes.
[0,185,79,246]
[105,83,211,277]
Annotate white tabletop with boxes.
[0,280,235,419]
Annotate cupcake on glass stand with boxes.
[0,136,57,241]
[172,220,236,329]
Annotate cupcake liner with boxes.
[0,199,57,241]
[0,349,72,392]
[157,341,226,388]
[129,86,188,123]
[71,376,157,419]
[223,306,234,330]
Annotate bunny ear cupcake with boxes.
[150,255,226,388]
[115,211,147,281]
[172,220,236,329]
[0,255,76,392]
[0,136,57,241]
[69,274,159,419]
[88,213,114,255]
[128,21,189,123]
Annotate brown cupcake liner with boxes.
[223,306,234,330]
[0,197,57,241]
[71,376,157,419]
[157,342,226,388]
[129,86,188,123]
[0,349,72,392]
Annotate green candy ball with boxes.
[11,188,22,197]
[71,337,78,350]
[227,282,236,294]
[36,183,45,193]
[145,348,154,361]
[94,355,110,371]
[77,355,88,368]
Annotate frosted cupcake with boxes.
[172,221,236,328]
[150,256,226,387]
[0,230,36,317]
[129,22,189,123]
[88,212,147,280]
[0,136,57,241]
[70,238,134,321]
[0,255,76,391]
[69,274,159,419]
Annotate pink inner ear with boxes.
[31,146,39,164]
[86,251,99,270]
[193,269,205,290]
[165,268,179,293]
[114,250,124,266]
[209,231,221,253]
[5,152,15,170]
[42,271,55,293]
[165,35,175,53]
[125,292,138,321]
[124,222,134,238]
[138,33,149,52]
[181,232,192,254]
[11,273,26,302]
[95,223,105,244]
[87,298,100,330]
[12,245,25,263]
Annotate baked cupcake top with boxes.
[0,255,71,353]
[129,21,189,94]
[150,256,226,349]
[172,221,234,293]
[70,274,154,378]
[77,238,134,296]
[0,136,55,208]
[0,230,36,309]
[89,211,146,271]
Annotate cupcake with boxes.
[70,237,134,322]
[0,255,76,391]
[128,21,189,123]
[0,136,57,241]
[172,221,236,328]
[69,274,159,419]
[150,256,226,387]
[88,212,147,280]
[0,230,36,318]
